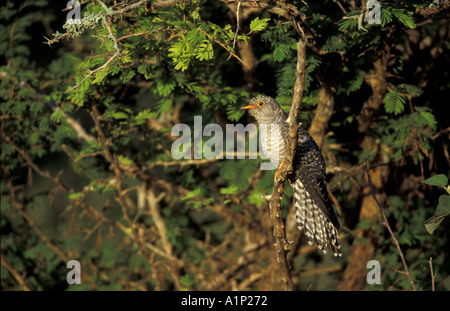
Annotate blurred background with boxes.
[1,0,449,290]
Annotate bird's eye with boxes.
[257,101,265,107]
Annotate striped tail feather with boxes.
[294,179,342,257]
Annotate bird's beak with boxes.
[241,105,258,110]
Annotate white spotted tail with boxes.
[294,178,342,257]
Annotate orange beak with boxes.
[241,105,258,110]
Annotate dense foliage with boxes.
[1,0,449,291]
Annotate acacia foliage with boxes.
[1,0,449,290]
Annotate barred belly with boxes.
[260,123,287,167]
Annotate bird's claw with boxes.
[274,161,294,183]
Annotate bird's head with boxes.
[241,96,286,122]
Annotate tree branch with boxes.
[145,188,181,290]
[3,135,70,192]
[264,40,306,291]
[415,0,450,17]
[1,254,31,291]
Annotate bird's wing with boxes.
[294,155,340,230]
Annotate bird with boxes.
[242,95,342,257]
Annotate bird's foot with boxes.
[274,161,294,183]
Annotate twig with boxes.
[386,264,408,275]
[104,17,121,53]
[62,0,90,12]
[198,28,246,65]
[77,193,179,263]
[145,188,181,290]
[3,135,70,192]
[114,214,178,262]
[117,30,155,41]
[69,51,120,91]
[233,1,241,49]
[90,103,133,227]
[264,40,307,291]
[107,0,147,15]
[365,160,417,291]
[146,189,172,257]
[4,171,69,263]
[430,126,450,140]
[429,257,435,291]
[1,254,31,291]
[333,0,348,14]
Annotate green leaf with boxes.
[50,109,64,123]
[98,1,114,15]
[111,112,128,120]
[273,43,290,62]
[137,63,152,80]
[118,155,134,165]
[424,213,449,235]
[226,104,244,122]
[423,174,448,187]
[418,109,437,129]
[156,98,172,115]
[220,185,239,195]
[249,17,270,33]
[392,9,416,29]
[120,69,135,83]
[399,84,423,97]
[246,190,262,206]
[30,102,44,115]
[190,6,201,21]
[135,109,157,125]
[182,187,202,200]
[195,41,214,61]
[179,274,194,288]
[380,8,393,27]
[339,10,360,31]
[68,192,83,200]
[169,35,193,71]
[322,35,346,52]
[384,91,406,115]
[155,80,176,97]
[187,29,205,46]
[437,195,450,214]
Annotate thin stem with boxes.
[429,257,435,291]
[365,160,417,291]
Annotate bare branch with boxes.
[429,257,435,291]
[146,189,173,258]
[1,254,31,291]
[3,135,70,192]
